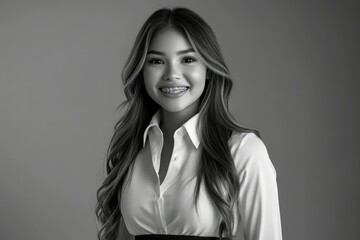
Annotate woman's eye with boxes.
[181,57,196,63]
[148,58,164,64]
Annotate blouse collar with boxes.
[143,110,201,149]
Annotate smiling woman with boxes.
[96,7,282,240]
[143,28,207,118]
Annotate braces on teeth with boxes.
[161,87,188,94]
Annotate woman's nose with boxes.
[163,63,181,81]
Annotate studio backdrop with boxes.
[0,0,359,240]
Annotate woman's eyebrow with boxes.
[176,48,195,55]
[147,48,195,56]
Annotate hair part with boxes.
[96,7,259,240]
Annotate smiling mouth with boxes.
[160,86,189,94]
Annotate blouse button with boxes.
[174,156,179,161]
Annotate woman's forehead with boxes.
[148,27,193,53]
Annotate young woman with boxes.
[96,7,282,240]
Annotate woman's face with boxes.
[143,28,207,116]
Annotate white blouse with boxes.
[120,112,282,240]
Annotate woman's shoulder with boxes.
[229,131,265,152]
[229,131,277,177]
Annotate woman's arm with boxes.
[232,133,282,240]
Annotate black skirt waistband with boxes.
[135,235,229,240]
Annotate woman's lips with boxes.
[159,86,189,94]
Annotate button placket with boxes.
[160,126,184,193]
[173,128,184,162]
[153,197,162,228]
[156,194,167,233]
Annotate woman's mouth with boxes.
[159,86,189,94]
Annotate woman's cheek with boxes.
[185,66,206,83]
[147,67,164,81]
[144,67,161,85]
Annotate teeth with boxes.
[160,87,188,94]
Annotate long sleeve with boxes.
[232,133,282,240]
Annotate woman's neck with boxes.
[160,107,198,137]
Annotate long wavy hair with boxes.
[96,7,259,240]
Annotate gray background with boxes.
[0,0,359,239]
